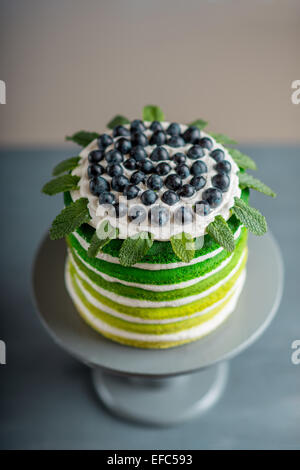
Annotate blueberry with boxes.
[149,130,166,146]
[191,161,207,176]
[105,149,123,164]
[199,137,213,150]
[173,152,186,165]
[141,190,158,206]
[149,206,170,226]
[111,175,129,192]
[187,145,205,160]
[107,163,123,177]
[137,159,154,174]
[115,138,132,155]
[175,164,190,179]
[174,206,194,225]
[210,149,225,162]
[88,149,104,163]
[166,122,181,136]
[194,200,210,216]
[150,146,169,162]
[130,170,146,185]
[99,191,115,205]
[130,145,147,161]
[147,174,163,190]
[182,126,201,144]
[131,132,148,147]
[161,190,179,206]
[114,203,127,218]
[128,205,147,224]
[215,160,231,174]
[167,135,185,147]
[156,162,171,176]
[130,119,146,133]
[190,176,206,190]
[89,177,110,196]
[212,173,230,192]
[165,173,182,191]
[150,121,163,132]
[202,187,223,208]
[113,125,130,137]
[87,164,104,178]
[123,158,137,171]
[123,184,140,200]
[97,134,113,149]
[178,184,196,198]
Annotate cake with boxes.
[42,105,276,349]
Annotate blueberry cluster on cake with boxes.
[42,105,276,349]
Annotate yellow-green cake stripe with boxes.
[68,263,239,334]
[68,249,247,319]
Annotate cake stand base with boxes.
[32,232,283,426]
[91,362,229,426]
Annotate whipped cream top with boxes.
[71,122,241,241]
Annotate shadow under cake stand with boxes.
[32,232,283,426]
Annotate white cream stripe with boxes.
[70,260,246,325]
[72,249,234,292]
[65,267,246,342]
[69,248,247,308]
[72,225,242,271]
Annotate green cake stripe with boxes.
[64,188,249,264]
[67,228,247,286]
[68,233,247,304]
[68,262,237,335]
[73,300,213,349]
[68,249,247,318]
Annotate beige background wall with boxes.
[0,0,299,146]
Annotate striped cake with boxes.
[65,197,248,348]
[43,108,272,349]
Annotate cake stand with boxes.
[32,232,283,426]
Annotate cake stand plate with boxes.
[32,232,283,426]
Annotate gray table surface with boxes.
[0,144,299,450]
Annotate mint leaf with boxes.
[107,115,130,129]
[238,172,276,197]
[207,216,235,252]
[232,197,267,235]
[66,131,99,147]
[119,232,154,267]
[142,105,165,122]
[50,198,90,240]
[52,156,81,176]
[210,133,237,146]
[42,175,80,195]
[228,149,257,171]
[188,119,208,130]
[170,232,195,262]
[87,220,119,258]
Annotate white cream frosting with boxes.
[72,225,242,270]
[70,122,241,241]
[65,265,246,342]
[68,248,247,307]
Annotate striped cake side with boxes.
[64,223,248,348]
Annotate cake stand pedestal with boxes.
[32,232,283,426]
